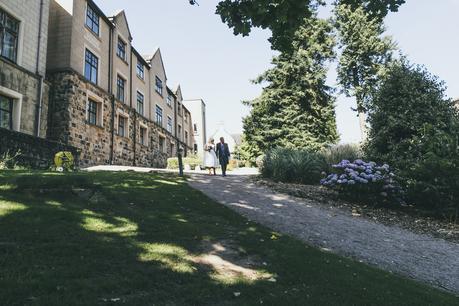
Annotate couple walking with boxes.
[204,137,231,176]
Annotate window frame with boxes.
[116,75,125,102]
[136,60,144,80]
[84,49,98,84]
[0,94,13,130]
[155,105,163,126]
[167,116,172,133]
[116,36,127,61]
[85,4,100,36]
[117,115,126,137]
[0,9,20,63]
[136,91,144,116]
[155,76,163,96]
[87,99,98,126]
[139,126,147,146]
[167,95,172,107]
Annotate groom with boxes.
[216,137,231,177]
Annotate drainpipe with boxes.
[34,0,45,137]
[109,26,115,164]
[130,49,136,166]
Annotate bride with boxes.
[204,138,218,175]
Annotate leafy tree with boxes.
[365,60,459,209]
[334,3,396,138]
[214,0,405,52]
[243,16,339,156]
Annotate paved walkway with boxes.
[187,174,459,294]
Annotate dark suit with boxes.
[216,142,231,176]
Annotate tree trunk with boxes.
[358,110,368,142]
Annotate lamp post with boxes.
[178,146,184,177]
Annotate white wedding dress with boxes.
[204,144,219,168]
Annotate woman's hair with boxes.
[208,138,214,143]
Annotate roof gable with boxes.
[175,85,183,101]
[149,48,167,81]
[111,10,132,41]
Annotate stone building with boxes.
[183,99,207,157]
[45,0,199,167]
[0,0,50,138]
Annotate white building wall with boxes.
[183,99,206,157]
[0,0,50,75]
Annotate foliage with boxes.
[215,0,405,52]
[227,159,239,171]
[167,155,201,170]
[321,159,403,205]
[243,16,339,155]
[54,151,75,172]
[365,60,459,210]
[261,148,327,184]
[334,2,395,132]
[0,171,456,304]
[0,150,21,170]
[320,144,362,172]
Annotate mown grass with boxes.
[0,170,457,305]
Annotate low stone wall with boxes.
[0,128,80,169]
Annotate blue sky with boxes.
[97,0,459,143]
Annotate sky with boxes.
[97,0,459,143]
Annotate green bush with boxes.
[365,60,459,210]
[167,155,201,170]
[261,148,326,185]
[0,150,21,170]
[320,144,362,172]
[227,159,239,171]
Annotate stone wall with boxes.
[47,69,170,168]
[0,58,49,138]
[47,70,112,168]
[0,128,80,169]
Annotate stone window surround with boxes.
[116,108,129,138]
[139,122,148,146]
[116,32,129,65]
[0,4,24,67]
[85,90,104,127]
[85,2,100,37]
[136,59,144,80]
[0,85,22,132]
[83,44,100,85]
[158,132,166,153]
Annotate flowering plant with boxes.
[320,159,404,205]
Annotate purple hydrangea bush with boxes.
[320,159,404,205]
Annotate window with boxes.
[118,115,126,137]
[86,4,99,35]
[167,116,172,133]
[185,113,188,123]
[185,131,189,145]
[136,91,144,116]
[167,95,172,107]
[87,99,98,125]
[193,144,198,153]
[155,105,163,126]
[159,136,165,153]
[193,124,197,132]
[136,60,144,79]
[84,49,98,84]
[140,126,147,145]
[178,124,182,139]
[0,9,19,62]
[0,95,13,130]
[177,102,182,115]
[116,75,125,102]
[155,76,163,96]
[117,37,126,61]
[170,143,174,155]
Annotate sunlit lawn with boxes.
[0,170,457,305]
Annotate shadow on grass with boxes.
[0,171,457,305]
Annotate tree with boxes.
[243,16,339,156]
[214,0,405,52]
[334,3,396,139]
[365,60,459,209]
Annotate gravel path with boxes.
[188,174,459,295]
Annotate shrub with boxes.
[261,148,326,184]
[321,159,403,205]
[365,60,459,210]
[227,159,239,171]
[0,150,21,170]
[320,144,362,172]
[167,155,201,170]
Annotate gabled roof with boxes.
[148,48,167,81]
[110,10,133,41]
[175,84,183,101]
[132,47,150,68]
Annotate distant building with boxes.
[210,123,238,155]
[183,99,206,157]
[454,98,459,109]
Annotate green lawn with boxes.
[0,171,457,305]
